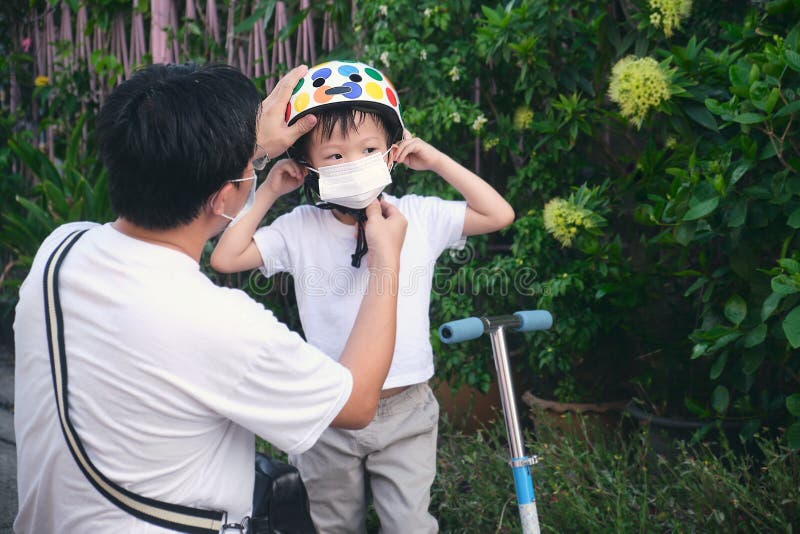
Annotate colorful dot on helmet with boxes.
[292,78,304,95]
[337,64,359,77]
[311,67,332,85]
[365,82,383,100]
[342,82,363,99]
[294,92,310,112]
[313,86,333,104]
[364,68,383,81]
[386,87,397,106]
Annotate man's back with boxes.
[14,222,351,532]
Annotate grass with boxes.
[258,410,798,532]
[431,411,799,533]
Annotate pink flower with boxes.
[21,37,31,52]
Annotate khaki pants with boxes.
[290,382,439,534]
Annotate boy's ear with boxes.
[388,144,399,170]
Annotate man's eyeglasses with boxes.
[253,144,270,171]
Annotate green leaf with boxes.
[684,105,718,131]
[16,197,55,231]
[782,305,800,348]
[743,324,767,348]
[711,385,730,414]
[710,352,728,380]
[691,343,708,360]
[772,274,800,295]
[748,63,760,85]
[727,199,747,227]
[675,221,696,245]
[710,332,742,352]
[705,98,725,115]
[787,422,800,450]
[761,292,783,321]
[765,87,781,114]
[739,418,760,442]
[774,99,800,118]
[42,180,69,217]
[730,164,748,186]
[684,277,708,297]
[234,0,277,33]
[733,112,766,124]
[684,396,710,418]
[787,207,800,228]
[742,350,764,375]
[779,258,800,274]
[277,8,310,41]
[683,197,719,221]
[787,393,800,417]
[724,294,747,326]
[729,63,750,87]
[785,49,800,72]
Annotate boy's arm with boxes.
[210,159,306,273]
[393,135,515,236]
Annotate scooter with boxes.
[438,310,553,534]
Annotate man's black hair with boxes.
[292,106,402,163]
[96,63,261,230]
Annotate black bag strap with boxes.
[43,229,228,533]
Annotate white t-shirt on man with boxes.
[14,222,352,533]
[253,193,467,389]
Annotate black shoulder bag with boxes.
[44,229,316,534]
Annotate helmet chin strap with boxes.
[302,173,374,268]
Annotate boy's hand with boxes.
[363,198,407,269]
[262,159,306,198]
[392,130,443,172]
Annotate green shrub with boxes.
[2,0,799,447]
[350,0,800,447]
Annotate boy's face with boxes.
[306,113,394,171]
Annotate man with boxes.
[13,63,406,532]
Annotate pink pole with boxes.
[206,0,220,45]
[225,0,235,65]
[151,0,169,63]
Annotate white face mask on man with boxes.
[213,173,256,226]
[306,147,393,210]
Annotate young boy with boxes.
[211,60,514,533]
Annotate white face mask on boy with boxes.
[306,148,393,210]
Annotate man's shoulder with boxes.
[47,221,100,241]
[33,222,100,263]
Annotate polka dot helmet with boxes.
[285,60,404,134]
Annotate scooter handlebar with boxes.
[438,317,485,344]
[513,310,553,332]
[438,310,553,344]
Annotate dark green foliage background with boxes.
[2,0,799,447]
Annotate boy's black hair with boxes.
[292,105,403,163]
[96,63,261,230]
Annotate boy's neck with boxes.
[332,209,358,226]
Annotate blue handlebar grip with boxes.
[438,317,486,344]
[513,310,553,332]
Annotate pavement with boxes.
[0,344,16,533]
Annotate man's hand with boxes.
[257,66,317,158]
[363,198,407,270]
[262,159,306,198]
